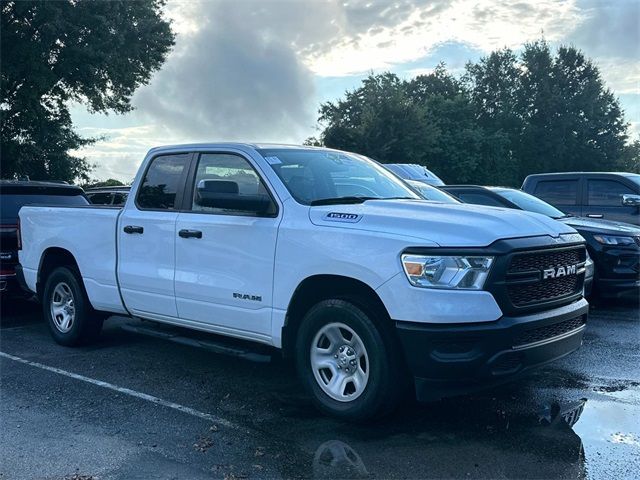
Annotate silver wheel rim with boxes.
[50,282,75,333]
[310,322,370,402]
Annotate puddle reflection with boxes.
[304,400,588,479]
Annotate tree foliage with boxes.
[1,0,174,182]
[319,73,439,165]
[314,41,637,185]
[80,178,126,189]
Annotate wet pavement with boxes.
[1,298,638,479]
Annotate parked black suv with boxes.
[522,172,640,225]
[442,185,640,298]
[0,181,88,295]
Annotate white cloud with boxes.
[593,58,640,96]
[72,125,183,181]
[304,0,586,76]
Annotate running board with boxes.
[120,320,273,363]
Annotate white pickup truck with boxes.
[18,144,589,420]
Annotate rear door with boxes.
[117,152,192,318]
[174,151,280,339]
[585,176,640,224]
[531,177,582,217]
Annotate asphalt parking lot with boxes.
[1,298,639,480]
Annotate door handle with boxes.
[586,214,603,218]
[123,225,144,234]
[178,229,202,239]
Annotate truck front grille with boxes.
[508,275,580,306]
[505,247,585,309]
[508,248,582,274]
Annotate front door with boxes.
[174,151,280,339]
[585,178,640,225]
[118,152,191,318]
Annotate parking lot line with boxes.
[0,351,239,430]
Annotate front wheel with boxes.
[295,298,405,421]
[42,266,104,346]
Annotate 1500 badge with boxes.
[325,212,361,223]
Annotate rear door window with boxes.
[587,180,635,206]
[533,180,579,206]
[137,153,190,210]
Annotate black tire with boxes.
[42,266,104,346]
[295,298,406,421]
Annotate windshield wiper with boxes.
[310,196,378,206]
[310,196,415,206]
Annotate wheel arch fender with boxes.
[37,247,82,301]
[280,274,392,359]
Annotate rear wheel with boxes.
[42,266,104,346]
[295,298,405,421]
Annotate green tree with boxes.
[406,65,509,184]
[312,42,634,186]
[549,45,628,173]
[319,73,439,164]
[618,140,640,173]
[81,178,126,189]
[465,41,631,183]
[516,40,557,179]
[463,48,522,185]
[1,0,174,182]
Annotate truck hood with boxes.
[309,199,576,247]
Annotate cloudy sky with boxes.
[72,0,640,182]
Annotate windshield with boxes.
[258,148,420,205]
[386,164,445,186]
[407,181,459,203]
[492,188,565,218]
[625,174,640,188]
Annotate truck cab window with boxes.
[137,154,190,210]
[191,153,275,216]
[587,180,635,206]
[534,180,578,206]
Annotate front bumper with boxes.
[589,244,640,297]
[396,298,589,401]
[596,278,640,298]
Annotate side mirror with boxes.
[195,179,272,214]
[622,194,640,207]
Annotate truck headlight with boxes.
[401,254,494,290]
[593,235,636,246]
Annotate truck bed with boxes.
[19,205,127,314]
